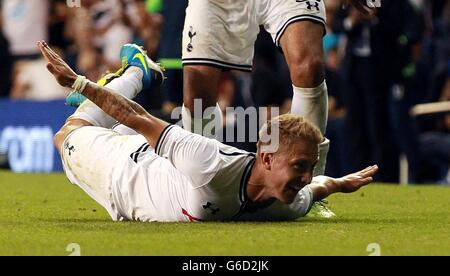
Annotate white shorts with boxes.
[182,0,326,71]
[60,126,147,220]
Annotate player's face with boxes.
[269,139,319,204]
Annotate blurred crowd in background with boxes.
[0,0,449,184]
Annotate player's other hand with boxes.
[37,40,78,88]
[343,0,376,15]
[335,165,379,193]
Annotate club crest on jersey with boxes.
[187,26,197,52]
[203,202,220,215]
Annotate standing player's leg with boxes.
[262,0,334,217]
[279,21,330,176]
[181,0,257,138]
[182,65,223,137]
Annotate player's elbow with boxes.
[127,114,161,136]
[125,114,150,134]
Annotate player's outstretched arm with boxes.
[309,165,379,202]
[37,40,168,148]
[80,80,169,147]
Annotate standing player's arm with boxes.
[309,165,378,202]
[37,41,168,148]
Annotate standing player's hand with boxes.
[343,0,376,15]
[335,165,379,193]
[37,40,78,88]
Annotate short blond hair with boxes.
[258,114,323,152]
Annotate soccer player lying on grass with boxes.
[37,41,378,222]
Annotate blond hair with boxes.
[258,114,323,153]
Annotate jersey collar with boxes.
[239,155,256,204]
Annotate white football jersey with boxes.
[111,125,314,222]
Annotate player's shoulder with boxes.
[211,142,256,182]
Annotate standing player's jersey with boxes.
[111,125,313,222]
[182,0,326,71]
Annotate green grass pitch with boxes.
[1,170,450,256]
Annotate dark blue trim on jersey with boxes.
[233,153,281,220]
[142,144,150,152]
[275,14,326,47]
[239,157,256,203]
[231,156,256,220]
[130,143,150,163]
[130,143,147,162]
[182,58,253,72]
[219,150,250,157]
[155,125,176,156]
[111,122,121,130]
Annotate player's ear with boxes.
[260,151,274,171]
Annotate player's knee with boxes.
[183,66,221,111]
[53,129,67,153]
[183,97,196,115]
[183,94,217,114]
[289,55,325,87]
[53,119,91,153]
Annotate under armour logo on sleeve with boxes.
[306,1,320,11]
[65,142,75,156]
[296,0,321,11]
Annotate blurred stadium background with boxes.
[0,0,449,255]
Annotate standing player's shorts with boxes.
[60,126,147,221]
[182,0,326,71]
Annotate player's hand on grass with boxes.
[37,40,78,88]
[335,165,379,193]
[310,165,378,201]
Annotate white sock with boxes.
[69,67,144,128]
[291,81,328,135]
[291,81,329,176]
[313,138,330,176]
[182,103,223,139]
